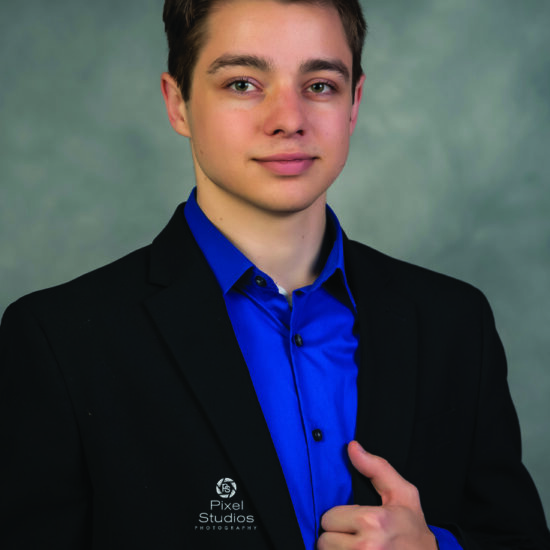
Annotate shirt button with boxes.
[254,275,267,287]
[293,334,303,347]
[312,429,323,442]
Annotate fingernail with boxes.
[351,440,368,453]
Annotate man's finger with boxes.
[317,529,357,550]
[321,503,389,534]
[347,440,420,508]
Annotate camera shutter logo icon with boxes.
[216,478,237,499]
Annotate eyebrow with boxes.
[207,55,273,74]
[300,59,350,82]
[207,54,350,82]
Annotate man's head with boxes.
[160,0,366,220]
[163,0,367,101]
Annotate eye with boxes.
[306,80,337,96]
[228,79,258,93]
[310,82,327,94]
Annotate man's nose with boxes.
[262,87,306,137]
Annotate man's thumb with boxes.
[348,440,420,508]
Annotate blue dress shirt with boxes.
[184,188,462,550]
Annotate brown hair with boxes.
[163,0,367,101]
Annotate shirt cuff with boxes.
[428,525,463,549]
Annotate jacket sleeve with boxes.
[0,299,92,549]
[455,294,550,549]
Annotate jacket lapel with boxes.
[344,239,418,505]
[144,205,304,549]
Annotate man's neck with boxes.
[196,188,327,294]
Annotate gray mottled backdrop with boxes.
[1,0,549,522]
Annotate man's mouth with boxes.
[254,153,317,176]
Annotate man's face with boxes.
[175,0,364,217]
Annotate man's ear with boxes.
[160,72,191,137]
[349,74,366,135]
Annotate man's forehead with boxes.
[197,0,351,68]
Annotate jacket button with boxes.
[255,275,267,287]
[294,334,303,347]
[312,429,323,442]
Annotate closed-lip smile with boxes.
[255,153,316,162]
[254,153,317,176]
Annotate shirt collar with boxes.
[184,187,356,310]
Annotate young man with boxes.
[0,1,549,549]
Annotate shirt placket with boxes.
[288,290,323,538]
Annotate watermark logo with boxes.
[216,478,237,499]
[194,477,257,532]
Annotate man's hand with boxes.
[317,441,437,550]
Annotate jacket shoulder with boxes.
[4,202,197,323]
[5,245,154,324]
[344,238,489,311]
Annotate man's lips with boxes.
[254,153,317,176]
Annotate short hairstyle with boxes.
[163,0,367,101]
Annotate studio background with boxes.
[1,0,549,523]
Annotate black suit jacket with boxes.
[1,203,549,549]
